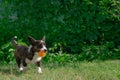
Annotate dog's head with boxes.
[28,36,47,52]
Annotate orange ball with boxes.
[38,51,46,57]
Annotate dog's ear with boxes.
[28,36,36,45]
[42,36,46,42]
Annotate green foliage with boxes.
[0,0,120,53]
[81,42,120,61]
[0,40,27,64]
[1,41,120,64]
[0,42,14,64]
[43,53,82,64]
[0,0,120,63]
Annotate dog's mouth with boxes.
[38,50,47,57]
[38,49,47,53]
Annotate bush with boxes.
[0,0,120,63]
[0,39,27,64]
[1,40,120,64]
[81,42,120,61]
[0,0,120,54]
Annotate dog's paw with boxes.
[17,67,23,72]
[38,71,42,74]
[37,67,42,74]
[20,67,23,71]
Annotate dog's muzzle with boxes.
[41,45,47,52]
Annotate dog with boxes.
[11,36,47,73]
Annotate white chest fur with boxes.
[25,52,42,64]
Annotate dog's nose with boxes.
[44,49,47,52]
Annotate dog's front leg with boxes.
[36,61,42,73]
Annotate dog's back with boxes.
[14,46,29,58]
[12,36,29,58]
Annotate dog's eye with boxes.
[37,45,42,48]
[43,42,46,46]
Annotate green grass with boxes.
[0,60,120,80]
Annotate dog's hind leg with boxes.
[22,59,27,71]
[15,58,23,72]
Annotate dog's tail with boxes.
[12,36,19,48]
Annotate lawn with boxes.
[0,60,120,80]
